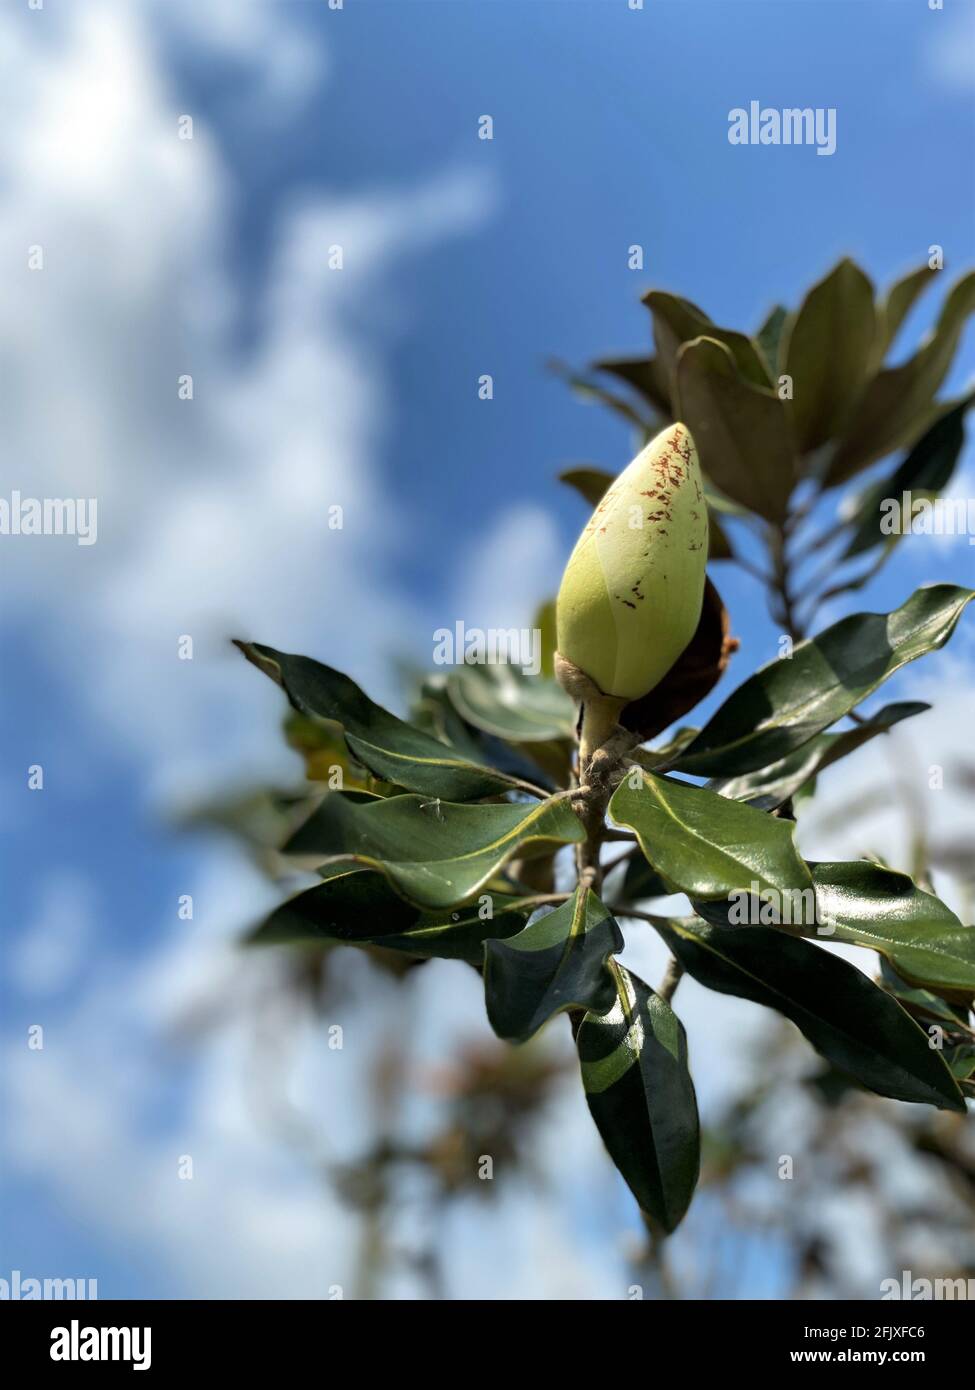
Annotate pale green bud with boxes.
[556,423,708,702]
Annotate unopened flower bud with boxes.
[556,423,708,702]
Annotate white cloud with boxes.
[162,0,326,115]
[7,871,96,998]
[450,503,564,631]
[924,2,975,91]
[0,0,495,804]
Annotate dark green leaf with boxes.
[645,290,772,391]
[593,355,672,417]
[675,336,796,522]
[654,917,966,1112]
[609,771,811,900]
[484,888,623,1042]
[874,264,938,363]
[842,398,970,559]
[946,1044,975,1081]
[709,702,929,810]
[235,641,529,801]
[827,270,975,485]
[783,258,876,453]
[283,791,584,911]
[756,304,788,375]
[446,665,576,742]
[807,861,975,995]
[577,964,700,1233]
[619,853,671,903]
[674,585,974,776]
[880,960,974,1030]
[708,510,734,560]
[250,868,532,962]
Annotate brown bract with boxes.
[619,577,739,741]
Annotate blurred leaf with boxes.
[881,959,974,1031]
[558,465,614,507]
[593,355,672,417]
[675,336,796,521]
[708,701,929,810]
[284,713,378,790]
[827,270,975,485]
[620,577,738,741]
[756,304,788,375]
[633,725,701,767]
[577,963,700,1233]
[551,361,653,432]
[484,888,623,1042]
[874,263,938,364]
[446,665,576,742]
[609,771,812,900]
[783,258,876,453]
[805,861,975,995]
[674,585,974,776]
[619,853,671,903]
[928,838,975,883]
[707,510,735,560]
[704,486,751,517]
[250,869,532,962]
[645,290,772,391]
[842,397,970,560]
[946,1044,975,1081]
[282,791,584,911]
[653,916,966,1112]
[182,785,318,878]
[235,641,529,801]
[533,598,557,679]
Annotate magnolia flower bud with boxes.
[556,423,708,702]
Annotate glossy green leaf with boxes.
[675,585,975,776]
[842,398,970,559]
[675,336,796,522]
[484,889,623,1042]
[558,465,614,508]
[446,665,576,742]
[414,676,562,793]
[827,270,975,485]
[709,702,929,810]
[235,641,529,801]
[645,290,772,391]
[249,868,532,962]
[807,861,975,995]
[283,791,584,911]
[654,917,966,1112]
[609,771,811,900]
[578,964,699,1232]
[784,258,876,453]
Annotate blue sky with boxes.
[1,0,973,1300]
